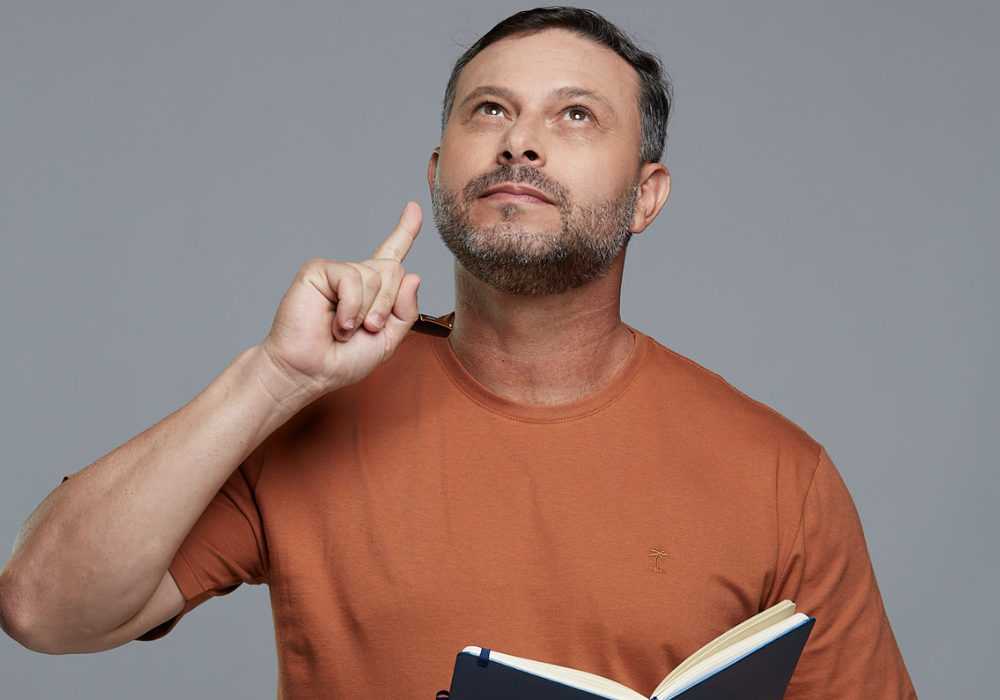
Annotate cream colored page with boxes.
[651,601,798,698]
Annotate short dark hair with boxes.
[441,6,673,164]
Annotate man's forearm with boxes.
[0,208,424,653]
[0,344,316,653]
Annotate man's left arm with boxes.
[770,448,917,699]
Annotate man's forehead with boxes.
[453,29,641,109]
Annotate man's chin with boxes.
[460,222,565,258]
[469,198,560,226]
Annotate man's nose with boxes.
[498,117,545,166]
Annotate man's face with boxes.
[429,29,646,296]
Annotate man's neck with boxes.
[447,256,634,405]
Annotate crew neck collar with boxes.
[427,326,649,423]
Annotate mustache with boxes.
[461,165,567,206]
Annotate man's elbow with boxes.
[1,564,45,652]
[1,560,179,655]
[0,563,82,655]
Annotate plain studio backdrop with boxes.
[1,1,996,698]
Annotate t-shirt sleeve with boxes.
[770,447,917,699]
[138,459,269,641]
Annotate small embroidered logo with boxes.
[649,548,668,573]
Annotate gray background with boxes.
[1,1,996,697]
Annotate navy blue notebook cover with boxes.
[447,617,814,700]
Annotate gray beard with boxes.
[432,164,637,297]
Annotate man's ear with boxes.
[629,163,671,234]
[427,148,441,194]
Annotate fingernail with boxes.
[368,312,385,329]
[342,318,356,330]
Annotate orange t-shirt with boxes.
[152,330,915,700]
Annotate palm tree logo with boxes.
[649,549,668,574]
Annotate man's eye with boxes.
[479,103,506,117]
[565,108,591,122]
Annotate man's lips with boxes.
[478,183,556,205]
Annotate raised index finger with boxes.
[371,201,422,262]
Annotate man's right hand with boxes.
[0,202,425,654]
[258,201,423,400]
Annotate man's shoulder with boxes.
[632,329,820,453]
[329,331,447,411]
[369,330,442,381]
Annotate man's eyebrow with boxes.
[457,85,517,114]
[456,85,617,116]
[550,86,615,114]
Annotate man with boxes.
[0,7,915,700]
